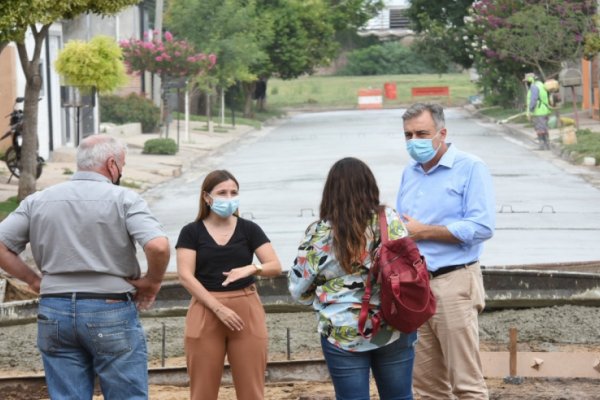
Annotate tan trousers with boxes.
[184,285,268,400]
[413,262,488,400]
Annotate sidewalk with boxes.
[0,120,257,202]
[465,104,600,189]
[465,104,600,155]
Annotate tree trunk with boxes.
[205,87,212,133]
[16,25,49,200]
[242,81,255,118]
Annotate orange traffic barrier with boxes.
[384,82,397,99]
[411,86,451,103]
[357,88,383,110]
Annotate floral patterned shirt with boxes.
[288,206,409,351]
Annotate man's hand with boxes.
[127,276,161,311]
[0,243,41,294]
[402,214,427,241]
[135,236,169,311]
[402,214,461,244]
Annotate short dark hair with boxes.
[402,103,446,131]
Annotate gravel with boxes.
[1,305,600,374]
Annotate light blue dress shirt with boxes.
[396,144,495,271]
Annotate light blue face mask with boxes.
[209,195,239,218]
[406,132,442,164]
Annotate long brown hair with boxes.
[320,157,381,273]
[195,170,239,221]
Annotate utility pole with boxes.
[153,0,163,108]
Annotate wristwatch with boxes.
[253,262,263,274]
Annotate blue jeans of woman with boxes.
[37,296,148,400]
[320,332,417,400]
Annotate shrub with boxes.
[100,93,160,133]
[337,42,456,76]
[143,138,177,155]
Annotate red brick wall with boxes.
[0,47,17,153]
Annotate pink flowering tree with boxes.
[120,31,216,78]
[120,31,216,127]
[464,0,596,106]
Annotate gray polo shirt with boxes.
[0,171,166,294]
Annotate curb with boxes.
[0,121,262,203]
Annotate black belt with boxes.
[429,261,478,279]
[40,292,131,301]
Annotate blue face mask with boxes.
[209,195,239,218]
[406,132,441,164]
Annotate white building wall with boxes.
[360,0,412,37]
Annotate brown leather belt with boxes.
[429,261,478,279]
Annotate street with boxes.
[143,108,600,272]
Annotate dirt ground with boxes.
[1,305,600,399]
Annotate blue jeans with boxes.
[37,296,148,400]
[321,332,417,400]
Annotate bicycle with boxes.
[2,97,44,183]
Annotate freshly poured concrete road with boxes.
[143,108,600,272]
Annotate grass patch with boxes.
[564,129,600,164]
[479,107,521,120]
[0,196,19,221]
[267,73,478,108]
[173,112,263,130]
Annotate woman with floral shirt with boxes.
[288,157,417,400]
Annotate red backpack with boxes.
[358,209,436,336]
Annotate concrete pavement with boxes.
[466,104,600,187]
[1,107,599,203]
[0,120,256,202]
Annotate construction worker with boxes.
[524,72,552,150]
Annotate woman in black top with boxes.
[176,170,282,400]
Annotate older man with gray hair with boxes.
[0,134,170,400]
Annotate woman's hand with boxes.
[222,265,255,287]
[212,304,245,331]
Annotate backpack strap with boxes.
[358,208,387,338]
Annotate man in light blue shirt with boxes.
[396,103,495,399]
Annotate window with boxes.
[389,9,411,29]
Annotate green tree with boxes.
[0,0,139,200]
[471,1,596,80]
[467,0,596,106]
[166,0,270,117]
[167,0,381,117]
[327,0,384,31]
[55,35,128,93]
[261,0,337,80]
[405,0,474,72]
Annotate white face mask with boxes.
[209,195,239,218]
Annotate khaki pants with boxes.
[413,262,488,400]
[184,285,268,400]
